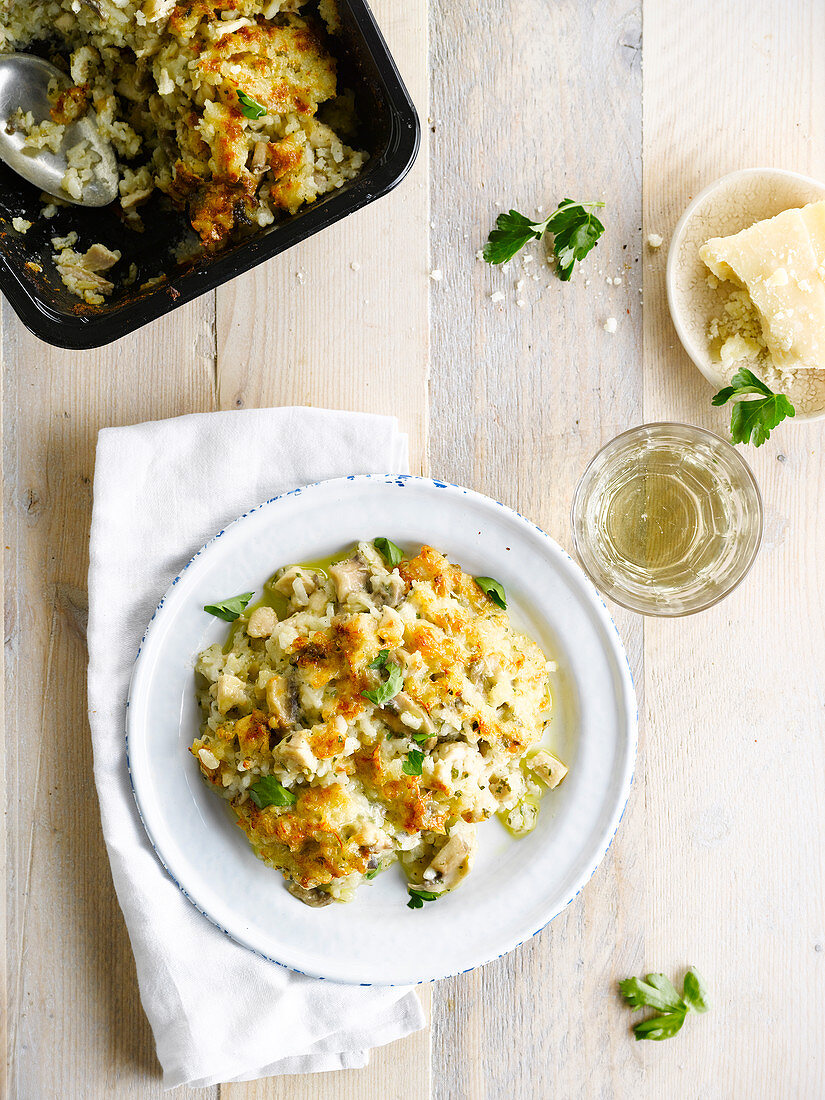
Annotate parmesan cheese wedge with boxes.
[699,200,825,371]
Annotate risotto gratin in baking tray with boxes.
[0,0,419,349]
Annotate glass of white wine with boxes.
[571,423,763,616]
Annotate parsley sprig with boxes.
[619,967,709,1041]
[362,660,404,707]
[249,775,297,809]
[475,576,506,609]
[402,748,424,776]
[203,591,254,622]
[374,537,404,567]
[483,199,605,279]
[237,89,266,120]
[712,367,795,446]
[407,887,441,910]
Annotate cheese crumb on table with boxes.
[12,217,32,233]
[603,317,618,333]
[647,233,664,248]
[490,290,505,303]
[429,268,443,281]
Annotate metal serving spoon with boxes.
[0,53,118,207]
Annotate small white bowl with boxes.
[666,167,825,421]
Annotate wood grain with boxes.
[1,1,430,1097]
[2,298,219,1100]
[4,0,825,1095]
[219,1,432,1096]
[642,1,825,1095]
[428,1,645,1097]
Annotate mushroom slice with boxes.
[529,749,568,789]
[421,820,478,893]
[370,572,406,607]
[389,691,434,737]
[266,673,300,728]
[287,882,334,907]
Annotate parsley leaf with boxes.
[711,367,795,446]
[369,649,390,669]
[475,576,506,609]
[549,199,606,280]
[631,1013,687,1042]
[364,868,380,880]
[483,209,546,265]
[483,199,605,279]
[682,969,710,1014]
[619,968,709,1042]
[410,731,431,744]
[406,887,441,909]
[203,591,255,622]
[402,748,424,776]
[248,775,297,809]
[237,89,266,119]
[619,974,683,1013]
[362,661,404,707]
[374,537,404,567]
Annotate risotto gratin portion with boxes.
[0,0,365,296]
[192,542,569,908]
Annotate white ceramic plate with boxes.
[127,475,637,985]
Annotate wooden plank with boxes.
[217,1,431,1097]
[1,298,219,1098]
[2,0,429,1095]
[427,0,645,1096]
[642,1,825,1094]
[215,0,430,474]
[0,301,7,1100]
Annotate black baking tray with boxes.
[0,0,420,349]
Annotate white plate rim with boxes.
[126,474,638,985]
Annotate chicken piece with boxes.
[271,567,319,604]
[247,605,278,638]
[233,710,269,753]
[216,673,248,714]
[529,749,568,789]
[422,821,477,892]
[80,243,121,273]
[266,673,299,728]
[275,730,316,773]
[329,557,368,602]
[376,605,405,647]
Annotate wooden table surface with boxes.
[3,0,824,1097]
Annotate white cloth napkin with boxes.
[87,407,424,1090]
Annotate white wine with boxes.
[572,425,763,616]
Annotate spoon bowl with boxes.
[0,53,118,207]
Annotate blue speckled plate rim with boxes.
[125,473,638,986]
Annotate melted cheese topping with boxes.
[192,542,565,905]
